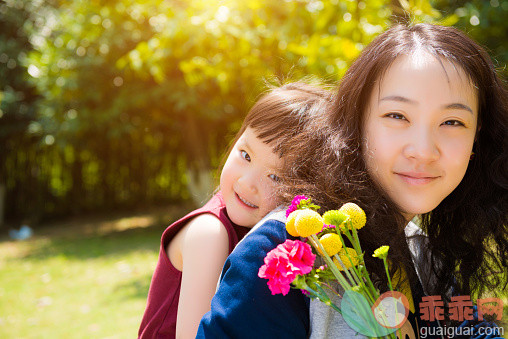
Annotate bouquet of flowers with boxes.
[258,196,410,338]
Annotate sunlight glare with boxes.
[215,5,230,23]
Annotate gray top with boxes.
[309,221,441,339]
[309,287,365,338]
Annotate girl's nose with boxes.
[402,128,440,162]
[237,172,258,194]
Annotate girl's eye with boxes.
[384,112,407,120]
[268,174,281,183]
[240,150,251,162]
[441,120,465,127]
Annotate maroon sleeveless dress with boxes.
[138,192,250,338]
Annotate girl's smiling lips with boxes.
[395,171,441,185]
[235,192,258,209]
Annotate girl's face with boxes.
[362,53,478,221]
[220,127,283,227]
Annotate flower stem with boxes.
[313,283,342,314]
[351,227,364,261]
[360,265,379,302]
[335,230,378,304]
[383,257,393,291]
[331,252,359,285]
[309,235,352,291]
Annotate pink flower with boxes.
[301,289,310,296]
[321,223,336,232]
[258,239,316,295]
[285,195,309,218]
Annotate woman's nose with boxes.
[402,128,440,162]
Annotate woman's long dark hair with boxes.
[281,23,507,299]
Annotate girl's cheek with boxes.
[263,184,278,209]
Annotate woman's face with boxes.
[362,53,478,221]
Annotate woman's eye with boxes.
[240,150,251,162]
[268,174,281,183]
[384,112,407,120]
[441,120,465,127]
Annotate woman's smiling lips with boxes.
[235,192,258,208]
[395,171,441,185]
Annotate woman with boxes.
[196,23,507,338]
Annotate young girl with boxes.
[138,81,333,339]
[197,23,507,338]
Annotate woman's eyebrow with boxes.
[380,95,417,104]
[444,103,473,114]
[380,96,473,114]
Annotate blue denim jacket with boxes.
[197,213,309,339]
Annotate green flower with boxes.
[372,245,389,259]
[322,210,347,228]
[352,285,364,293]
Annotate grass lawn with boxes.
[0,204,191,339]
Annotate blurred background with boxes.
[0,0,506,338]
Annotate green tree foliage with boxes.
[0,1,41,225]
[3,0,504,223]
[432,0,508,78]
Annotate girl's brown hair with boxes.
[218,80,334,205]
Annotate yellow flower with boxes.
[285,210,301,237]
[334,247,360,271]
[372,245,389,259]
[338,203,366,230]
[318,233,343,256]
[294,209,324,237]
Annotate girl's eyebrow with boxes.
[380,95,473,114]
[239,139,253,154]
[237,137,249,148]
